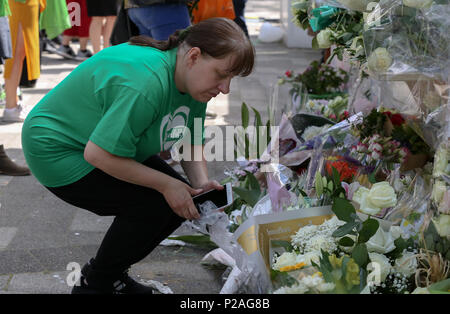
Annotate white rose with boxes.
[297,251,321,266]
[353,186,382,215]
[403,0,434,9]
[316,29,333,49]
[273,252,298,270]
[390,226,406,240]
[367,182,397,209]
[368,252,392,282]
[366,227,396,254]
[394,250,418,277]
[412,287,430,294]
[368,47,393,73]
[432,143,448,178]
[432,214,450,238]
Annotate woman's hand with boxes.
[198,180,224,194]
[161,178,203,220]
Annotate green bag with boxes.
[309,6,340,33]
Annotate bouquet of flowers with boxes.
[363,0,450,78]
[270,167,423,294]
[280,61,349,97]
[304,94,350,122]
[292,0,312,30]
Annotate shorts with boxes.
[86,0,119,17]
[63,0,91,37]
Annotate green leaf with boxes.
[332,197,356,223]
[271,240,294,252]
[368,172,377,184]
[246,171,261,191]
[232,186,261,207]
[338,236,355,247]
[312,37,319,50]
[352,243,369,268]
[241,102,249,129]
[332,221,359,238]
[270,270,297,288]
[358,218,379,243]
[332,166,341,190]
[167,235,218,248]
[428,278,450,294]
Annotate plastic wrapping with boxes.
[363,0,450,79]
[384,173,433,237]
[182,200,271,293]
[316,0,376,12]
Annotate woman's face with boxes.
[183,48,236,103]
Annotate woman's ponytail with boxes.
[128,29,186,51]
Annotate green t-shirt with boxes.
[22,44,206,187]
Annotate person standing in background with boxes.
[0,0,30,175]
[57,0,92,60]
[124,0,192,163]
[3,0,46,122]
[232,0,248,37]
[86,0,118,54]
[125,0,191,41]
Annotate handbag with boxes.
[110,3,140,46]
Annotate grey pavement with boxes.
[0,0,320,294]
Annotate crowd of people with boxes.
[1,0,251,294]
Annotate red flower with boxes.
[285,70,293,78]
[325,160,358,182]
[390,113,405,126]
[383,111,392,119]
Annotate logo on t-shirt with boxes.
[160,106,190,151]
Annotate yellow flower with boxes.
[329,254,344,269]
[345,259,360,286]
[279,262,306,272]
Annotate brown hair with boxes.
[128,17,254,77]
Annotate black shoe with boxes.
[71,259,154,294]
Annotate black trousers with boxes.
[46,155,187,274]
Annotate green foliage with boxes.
[279,61,349,96]
[271,240,294,252]
[234,102,272,160]
[420,221,450,261]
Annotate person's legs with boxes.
[46,155,187,280]
[4,23,25,110]
[89,16,103,53]
[79,37,89,50]
[232,0,249,37]
[102,15,116,48]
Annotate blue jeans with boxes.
[127,4,191,41]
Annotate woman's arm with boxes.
[84,140,202,219]
[180,145,209,189]
[180,145,223,193]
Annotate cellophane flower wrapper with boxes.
[316,0,377,12]
[182,201,271,293]
[347,70,380,115]
[266,164,299,213]
[260,114,305,167]
[384,173,432,238]
[363,0,450,78]
[431,137,450,214]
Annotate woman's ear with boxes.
[186,47,202,68]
